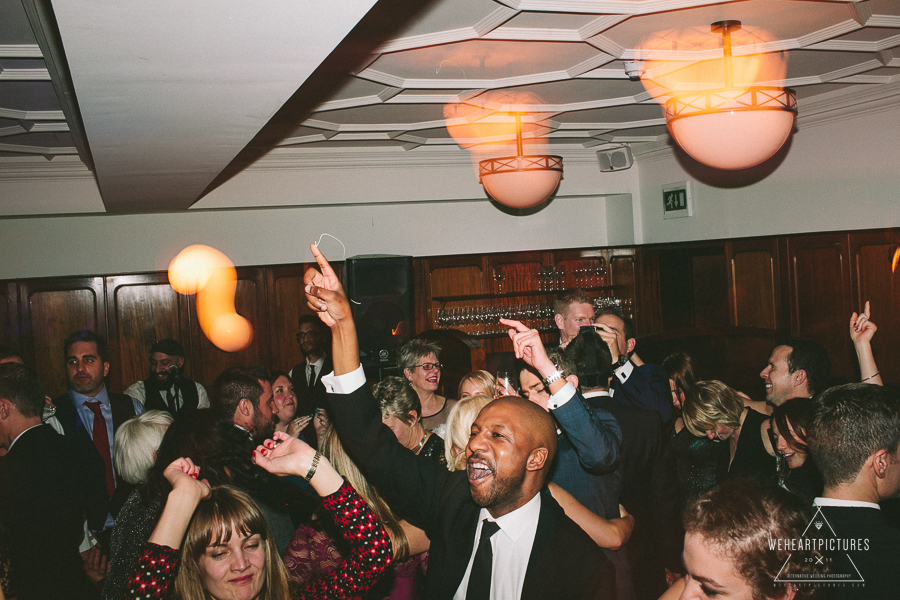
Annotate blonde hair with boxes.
[457,370,495,399]
[444,395,493,471]
[175,486,291,600]
[683,380,745,438]
[320,427,410,561]
[113,410,173,485]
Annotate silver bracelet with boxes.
[305,451,322,482]
[543,369,564,387]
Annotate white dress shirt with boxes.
[453,493,542,600]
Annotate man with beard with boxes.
[124,338,208,416]
[304,244,614,600]
[53,330,143,536]
[289,315,332,416]
[210,365,278,442]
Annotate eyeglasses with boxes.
[296,331,318,340]
[411,362,442,372]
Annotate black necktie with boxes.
[466,519,500,600]
[166,386,178,413]
[308,364,316,388]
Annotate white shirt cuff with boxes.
[320,364,366,394]
[613,359,634,383]
[547,381,576,410]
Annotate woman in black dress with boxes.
[771,397,823,503]
[682,380,777,484]
[375,376,446,466]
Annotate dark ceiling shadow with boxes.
[197,0,442,203]
[489,194,557,216]
[671,126,796,188]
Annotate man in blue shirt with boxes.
[52,330,143,537]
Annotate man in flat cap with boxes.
[124,339,208,416]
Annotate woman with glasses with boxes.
[376,376,447,466]
[396,339,457,435]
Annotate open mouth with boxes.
[780,451,796,462]
[467,457,493,485]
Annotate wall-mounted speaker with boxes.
[597,146,634,172]
[344,255,414,369]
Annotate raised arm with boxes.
[502,318,621,472]
[850,301,883,386]
[302,244,446,530]
[147,458,211,549]
[253,431,344,497]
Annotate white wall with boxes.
[636,103,900,244]
[0,150,640,280]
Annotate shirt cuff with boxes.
[320,364,366,394]
[613,359,634,384]
[547,381,576,410]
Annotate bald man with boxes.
[304,244,614,600]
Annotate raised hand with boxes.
[304,243,353,328]
[253,431,318,478]
[593,323,621,363]
[163,457,211,500]
[287,414,312,438]
[501,318,554,375]
[850,300,877,345]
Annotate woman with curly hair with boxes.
[376,376,446,466]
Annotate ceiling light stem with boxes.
[515,112,524,157]
[712,20,741,89]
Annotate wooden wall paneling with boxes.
[189,267,269,386]
[264,263,333,375]
[105,273,193,392]
[0,282,19,348]
[635,248,663,335]
[426,254,485,335]
[726,238,779,330]
[18,277,107,398]
[690,251,729,329]
[848,229,900,384]
[786,234,854,383]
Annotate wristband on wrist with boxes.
[860,372,880,383]
[305,451,322,482]
[543,369,564,387]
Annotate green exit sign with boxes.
[662,181,693,219]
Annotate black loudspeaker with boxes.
[344,255,414,369]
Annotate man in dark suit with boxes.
[807,383,900,599]
[594,307,673,424]
[290,314,332,416]
[566,329,681,600]
[53,330,143,537]
[0,363,100,600]
[304,244,615,600]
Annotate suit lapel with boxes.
[521,488,561,600]
[442,501,481,600]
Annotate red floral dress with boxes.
[122,481,392,600]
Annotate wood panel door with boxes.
[264,262,343,375]
[786,234,853,383]
[0,282,19,348]
[727,238,780,330]
[105,273,193,391]
[18,277,107,398]
[849,230,900,384]
[188,267,269,386]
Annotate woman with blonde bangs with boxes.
[682,380,776,484]
[443,394,634,551]
[122,433,394,600]
[284,428,430,599]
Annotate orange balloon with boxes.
[168,245,253,353]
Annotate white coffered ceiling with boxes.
[2,0,899,215]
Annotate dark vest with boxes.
[142,376,200,415]
[54,390,137,441]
